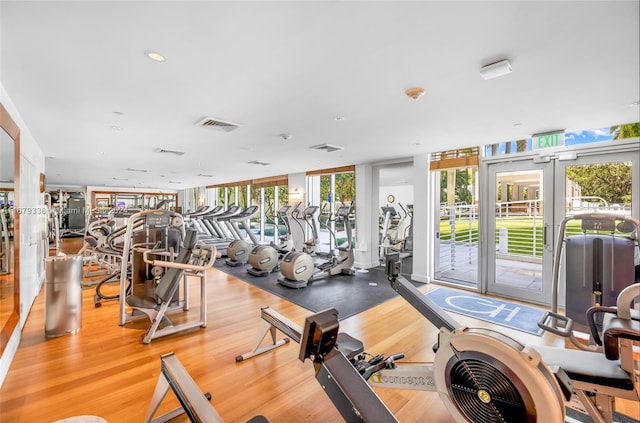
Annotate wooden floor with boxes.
[0,238,636,422]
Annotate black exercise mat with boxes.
[214,259,422,320]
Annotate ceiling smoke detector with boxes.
[405,87,425,100]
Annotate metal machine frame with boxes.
[538,212,639,351]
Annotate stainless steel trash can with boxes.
[45,254,83,337]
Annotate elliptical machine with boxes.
[278,205,355,288]
[247,204,295,277]
[270,203,295,254]
[224,206,260,267]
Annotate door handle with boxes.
[543,225,548,247]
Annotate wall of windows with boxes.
[306,166,355,254]
[430,149,480,287]
[207,175,288,244]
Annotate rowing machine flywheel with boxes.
[433,328,565,423]
[447,353,529,422]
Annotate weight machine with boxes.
[538,212,639,351]
[111,210,216,343]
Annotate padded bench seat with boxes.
[534,345,634,392]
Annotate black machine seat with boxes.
[126,295,158,309]
[336,332,364,360]
[535,345,635,392]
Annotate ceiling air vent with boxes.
[156,148,185,156]
[196,116,241,132]
[310,143,344,153]
[248,160,271,166]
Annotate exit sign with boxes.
[533,131,565,149]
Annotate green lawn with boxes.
[439,217,626,258]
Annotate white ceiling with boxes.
[1,1,638,191]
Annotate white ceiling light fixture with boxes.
[480,59,512,80]
[145,50,166,62]
[405,87,425,100]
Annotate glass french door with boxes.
[484,141,639,305]
[486,160,555,304]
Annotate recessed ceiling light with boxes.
[126,168,148,173]
[333,116,345,121]
[112,177,128,181]
[113,111,124,115]
[513,123,522,127]
[111,125,122,131]
[145,50,166,62]
[279,133,291,140]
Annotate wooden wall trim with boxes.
[429,156,479,170]
[306,165,355,176]
[207,175,288,189]
[0,103,20,141]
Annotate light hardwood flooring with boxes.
[0,238,637,422]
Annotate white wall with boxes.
[0,85,46,387]
[411,154,430,282]
[355,163,378,269]
[379,184,413,210]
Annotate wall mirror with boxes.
[0,103,20,357]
